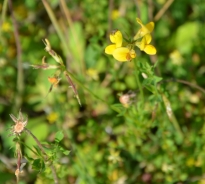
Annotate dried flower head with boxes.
[9,111,28,136]
[119,91,136,107]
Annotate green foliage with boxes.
[1,0,205,184]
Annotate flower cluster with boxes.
[105,18,156,62]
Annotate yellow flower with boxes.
[105,30,123,55]
[134,18,155,40]
[105,30,136,62]
[135,34,156,55]
[113,47,136,62]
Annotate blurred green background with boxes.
[1,0,205,183]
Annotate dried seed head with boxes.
[9,111,27,136]
[119,91,136,107]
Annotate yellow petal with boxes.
[110,30,123,47]
[144,34,152,44]
[105,44,116,55]
[113,48,136,62]
[144,45,157,55]
[145,22,154,33]
[135,37,146,50]
[135,41,140,48]
[135,34,152,50]
[134,18,155,39]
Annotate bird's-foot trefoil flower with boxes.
[134,18,155,40]
[105,18,157,62]
[105,30,123,55]
[113,47,136,62]
[135,34,157,55]
[105,30,136,62]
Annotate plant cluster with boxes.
[1,0,205,184]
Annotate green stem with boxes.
[0,0,8,42]
[161,94,183,139]
[24,128,59,184]
[8,0,24,109]
[41,0,71,58]
[18,140,38,156]
[65,70,107,104]
[133,59,144,105]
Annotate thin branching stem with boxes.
[159,78,205,94]
[24,128,59,184]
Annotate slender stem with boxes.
[107,0,114,39]
[24,128,47,157]
[159,78,205,94]
[176,79,205,94]
[161,94,183,139]
[147,0,154,21]
[0,0,8,42]
[41,0,71,58]
[65,70,107,104]
[24,128,59,184]
[8,0,24,109]
[133,59,144,105]
[59,0,85,73]
[154,0,175,21]
[134,0,141,19]
[51,165,59,184]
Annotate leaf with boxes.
[32,158,45,172]
[24,154,34,162]
[59,147,70,155]
[111,103,127,115]
[55,131,64,143]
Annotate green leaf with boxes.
[111,103,127,115]
[55,131,64,143]
[59,147,70,156]
[25,154,34,162]
[152,76,163,84]
[32,158,45,172]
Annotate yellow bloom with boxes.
[105,30,123,55]
[105,30,136,62]
[113,47,136,62]
[134,18,155,40]
[135,34,156,55]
